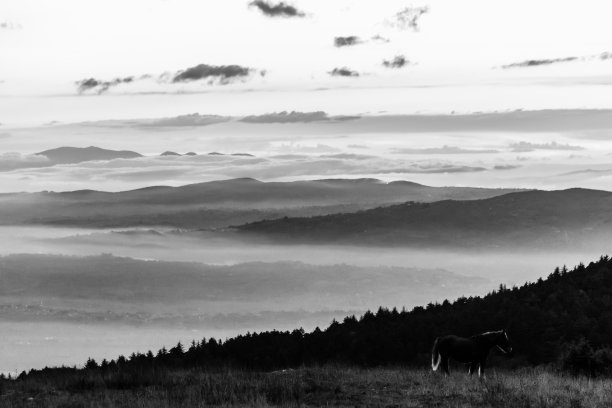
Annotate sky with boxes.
[2,0,612,118]
[1,0,612,191]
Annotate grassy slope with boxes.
[2,367,612,407]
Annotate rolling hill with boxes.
[11,254,612,376]
[36,146,142,164]
[236,188,612,248]
[0,254,486,325]
[0,178,520,228]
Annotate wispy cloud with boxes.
[374,164,487,174]
[172,64,255,84]
[2,151,495,188]
[0,21,21,30]
[334,36,362,48]
[501,52,612,69]
[0,153,50,172]
[385,6,429,31]
[144,114,231,127]
[75,63,262,94]
[76,77,135,94]
[382,55,411,69]
[371,35,390,43]
[329,67,359,77]
[392,146,499,154]
[510,141,585,152]
[494,164,521,170]
[501,57,578,69]
[241,111,329,123]
[249,1,305,18]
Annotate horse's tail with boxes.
[431,337,441,371]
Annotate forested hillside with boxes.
[237,189,612,249]
[14,255,612,381]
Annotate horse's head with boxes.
[495,330,513,354]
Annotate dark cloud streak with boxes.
[329,67,359,77]
[249,1,305,18]
[76,77,135,94]
[386,7,429,31]
[172,64,254,84]
[334,36,361,47]
[502,57,579,69]
[382,55,410,69]
[510,141,584,152]
[392,145,499,154]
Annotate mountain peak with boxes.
[36,146,142,164]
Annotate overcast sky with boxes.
[2,0,612,124]
[2,1,612,192]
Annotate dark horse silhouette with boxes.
[431,330,512,377]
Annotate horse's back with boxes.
[438,335,479,362]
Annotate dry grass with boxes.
[2,366,612,407]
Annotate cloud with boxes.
[500,51,612,69]
[374,164,487,174]
[493,164,521,170]
[320,154,374,160]
[334,36,362,48]
[241,111,329,123]
[248,1,305,18]
[557,168,612,177]
[76,77,135,94]
[276,143,341,154]
[371,35,390,43]
[0,21,21,30]
[144,113,231,127]
[392,145,499,154]
[1,148,504,191]
[0,153,51,172]
[382,55,411,69]
[0,132,11,139]
[329,67,359,77]
[172,64,255,84]
[510,141,585,152]
[385,6,429,31]
[75,63,261,94]
[501,57,578,69]
[599,52,612,60]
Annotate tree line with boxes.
[11,255,612,383]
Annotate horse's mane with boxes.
[470,330,504,342]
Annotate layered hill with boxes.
[236,188,612,249]
[36,146,142,164]
[0,254,486,327]
[14,254,612,375]
[0,178,519,228]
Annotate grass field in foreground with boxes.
[2,366,612,407]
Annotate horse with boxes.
[431,330,512,377]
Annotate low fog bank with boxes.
[1,226,609,374]
[0,253,487,320]
[1,226,608,291]
[0,250,487,374]
[0,227,612,286]
[0,321,234,377]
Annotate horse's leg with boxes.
[469,362,478,376]
[478,360,486,380]
[441,357,450,376]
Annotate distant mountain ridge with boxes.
[236,187,612,249]
[0,178,522,228]
[36,146,142,164]
[0,254,486,324]
[14,254,612,375]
